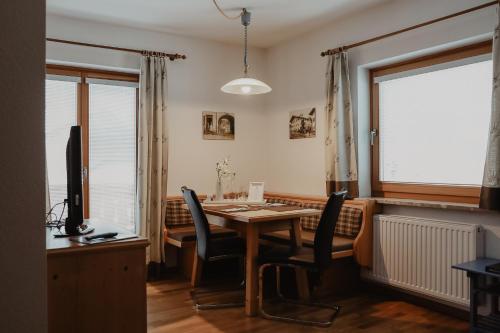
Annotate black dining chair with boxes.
[258,191,347,327]
[181,186,245,310]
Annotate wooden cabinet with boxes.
[46,225,149,333]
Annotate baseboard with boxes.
[361,278,469,321]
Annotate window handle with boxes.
[370,129,378,146]
[82,166,88,180]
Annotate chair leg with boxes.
[276,265,284,299]
[258,263,341,328]
[191,259,244,310]
[191,251,203,288]
[190,286,244,310]
[258,263,268,313]
[190,253,245,311]
[156,262,162,280]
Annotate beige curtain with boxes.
[325,51,359,197]
[45,160,51,213]
[137,56,169,263]
[480,14,500,211]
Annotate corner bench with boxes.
[163,192,375,280]
[164,195,237,279]
[262,192,375,268]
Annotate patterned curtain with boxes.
[45,159,51,213]
[480,15,500,211]
[136,56,169,263]
[325,51,359,197]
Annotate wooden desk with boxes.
[46,223,149,333]
[453,258,500,332]
[188,204,321,316]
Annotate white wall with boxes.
[0,1,47,332]
[264,0,497,196]
[46,14,269,196]
[47,1,500,258]
[263,0,500,258]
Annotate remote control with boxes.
[85,232,118,241]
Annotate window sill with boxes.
[372,197,489,213]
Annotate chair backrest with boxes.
[181,186,211,260]
[313,191,347,271]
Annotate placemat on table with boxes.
[206,204,306,213]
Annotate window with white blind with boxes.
[45,66,139,231]
[89,80,137,232]
[45,77,78,219]
[371,42,493,203]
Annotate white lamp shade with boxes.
[221,77,272,95]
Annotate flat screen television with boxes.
[64,126,94,236]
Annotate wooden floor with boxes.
[147,275,469,333]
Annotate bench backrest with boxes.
[264,196,362,239]
[164,192,374,268]
[165,192,362,239]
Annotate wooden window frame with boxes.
[370,41,492,204]
[46,64,139,218]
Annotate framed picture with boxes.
[289,107,316,139]
[248,182,264,202]
[203,111,235,140]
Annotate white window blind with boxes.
[89,82,136,232]
[374,53,492,84]
[378,59,493,186]
[45,79,78,219]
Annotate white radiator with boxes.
[364,214,484,306]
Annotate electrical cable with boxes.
[45,200,67,229]
[243,24,248,75]
[45,202,65,223]
[212,0,243,20]
[212,1,250,75]
[57,201,67,228]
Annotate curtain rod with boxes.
[46,37,187,61]
[321,0,499,57]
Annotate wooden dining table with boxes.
[185,203,322,316]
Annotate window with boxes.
[371,42,492,203]
[89,80,137,231]
[45,66,138,231]
[45,77,78,219]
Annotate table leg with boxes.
[290,218,310,300]
[245,223,259,316]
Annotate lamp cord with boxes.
[244,24,248,76]
[212,0,242,20]
[212,1,250,76]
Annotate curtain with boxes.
[480,14,500,211]
[325,51,359,197]
[136,56,169,263]
[45,160,51,213]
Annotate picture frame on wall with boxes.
[203,111,235,140]
[289,107,316,139]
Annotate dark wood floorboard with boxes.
[147,275,469,333]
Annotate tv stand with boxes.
[46,222,148,333]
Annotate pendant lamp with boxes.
[219,8,271,95]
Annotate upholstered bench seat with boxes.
[164,193,374,281]
[261,230,354,253]
[166,225,237,247]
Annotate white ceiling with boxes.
[46,0,392,48]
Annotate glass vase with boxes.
[215,179,224,201]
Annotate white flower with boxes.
[216,156,236,181]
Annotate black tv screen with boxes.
[65,125,84,235]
